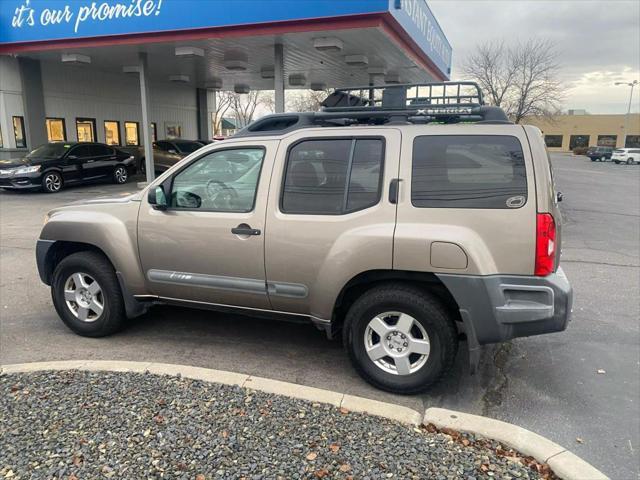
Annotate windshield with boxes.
[27,143,72,159]
[174,141,204,154]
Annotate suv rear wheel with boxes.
[343,284,458,394]
[51,251,126,337]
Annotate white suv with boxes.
[612,148,640,165]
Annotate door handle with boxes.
[231,224,261,236]
[389,178,401,204]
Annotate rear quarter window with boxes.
[411,135,528,209]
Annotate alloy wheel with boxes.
[115,167,128,183]
[63,272,104,322]
[364,311,431,375]
[44,173,62,192]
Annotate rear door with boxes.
[86,144,117,179]
[394,126,536,276]
[62,145,90,183]
[264,128,401,320]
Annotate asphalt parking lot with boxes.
[0,154,638,478]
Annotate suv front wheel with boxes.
[343,284,458,394]
[51,251,127,337]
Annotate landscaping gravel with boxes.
[1,370,553,479]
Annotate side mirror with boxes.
[556,191,563,203]
[148,185,168,210]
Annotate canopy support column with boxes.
[138,52,154,182]
[274,43,285,113]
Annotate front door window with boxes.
[170,148,265,212]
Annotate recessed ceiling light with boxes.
[261,66,275,79]
[313,37,344,53]
[384,73,401,84]
[169,74,190,83]
[204,77,223,90]
[234,84,250,94]
[175,46,204,58]
[224,50,248,71]
[289,74,306,87]
[61,53,91,65]
[345,55,368,67]
[310,82,327,91]
[367,66,387,76]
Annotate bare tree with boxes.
[286,89,331,112]
[229,91,273,127]
[212,91,234,135]
[462,38,564,123]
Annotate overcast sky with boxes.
[428,0,640,114]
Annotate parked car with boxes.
[612,148,640,165]
[35,82,572,394]
[585,146,613,161]
[0,142,134,193]
[122,140,205,174]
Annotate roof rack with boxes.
[234,81,510,137]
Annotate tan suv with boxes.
[35,83,572,394]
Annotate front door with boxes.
[137,141,277,309]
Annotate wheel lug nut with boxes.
[397,348,402,352]
[386,336,391,340]
[403,342,408,347]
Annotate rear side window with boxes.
[90,145,113,156]
[282,138,384,214]
[411,135,527,209]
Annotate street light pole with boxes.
[615,80,638,148]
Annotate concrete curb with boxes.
[1,360,607,480]
[424,408,609,480]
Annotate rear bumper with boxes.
[437,268,573,345]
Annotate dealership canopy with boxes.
[0,0,452,179]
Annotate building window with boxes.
[281,138,385,215]
[544,135,563,148]
[597,135,617,147]
[151,122,158,142]
[411,135,527,209]
[104,121,120,145]
[625,135,640,148]
[46,118,66,141]
[569,135,589,150]
[125,121,140,146]
[13,116,27,148]
[76,118,96,142]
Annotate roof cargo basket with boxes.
[234,81,511,137]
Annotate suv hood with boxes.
[68,191,143,205]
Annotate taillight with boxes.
[535,213,556,276]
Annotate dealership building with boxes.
[0,0,452,167]
[524,112,640,152]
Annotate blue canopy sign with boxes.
[0,0,452,78]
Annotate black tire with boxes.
[343,283,458,394]
[614,160,620,164]
[138,158,146,175]
[51,251,126,337]
[590,157,596,162]
[627,158,634,165]
[41,171,63,193]
[113,165,128,184]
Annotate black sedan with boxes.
[0,142,135,193]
